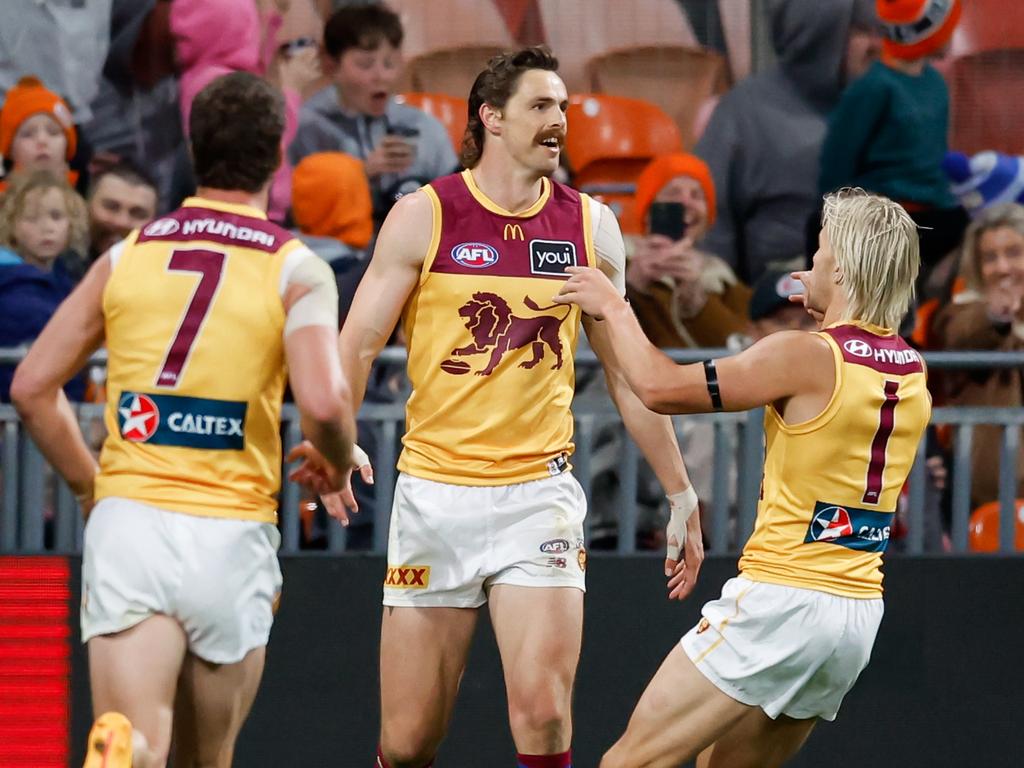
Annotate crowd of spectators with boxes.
[0,0,1021,550]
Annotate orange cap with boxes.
[633,153,716,232]
[291,152,373,249]
[876,0,962,60]
[0,76,77,163]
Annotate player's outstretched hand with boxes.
[664,487,704,601]
[322,445,374,525]
[286,441,374,526]
[553,266,624,319]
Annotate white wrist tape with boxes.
[352,443,370,468]
[666,485,699,561]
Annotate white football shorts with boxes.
[681,576,884,721]
[383,471,588,608]
[81,496,283,664]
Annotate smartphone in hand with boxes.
[648,201,687,241]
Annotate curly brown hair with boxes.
[190,72,285,193]
[0,170,89,258]
[461,46,560,169]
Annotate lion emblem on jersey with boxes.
[444,292,572,376]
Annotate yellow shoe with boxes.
[83,711,133,767]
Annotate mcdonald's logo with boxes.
[503,223,524,241]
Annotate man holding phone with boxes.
[626,153,751,349]
[289,3,457,227]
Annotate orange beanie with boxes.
[291,152,373,249]
[876,0,962,60]
[633,153,716,231]
[0,76,77,162]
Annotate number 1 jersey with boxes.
[739,322,931,598]
[95,197,303,523]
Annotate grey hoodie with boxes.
[695,0,873,283]
[289,86,459,221]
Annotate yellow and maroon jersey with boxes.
[95,197,305,523]
[399,170,597,484]
[739,322,931,598]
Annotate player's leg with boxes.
[489,584,582,761]
[169,647,266,768]
[87,615,188,767]
[695,709,816,768]
[378,605,479,767]
[600,644,752,768]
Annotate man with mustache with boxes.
[292,46,702,768]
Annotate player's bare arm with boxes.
[340,189,433,410]
[289,190,432,514]
[11,255,111,511]
[282,252,357,482]
[580,203,704,599]
[556,266,836,418]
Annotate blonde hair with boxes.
[821,188,920,330]
[958,202,1024,293]
[0,170,88,259]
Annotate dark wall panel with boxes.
[70,556,1024,767]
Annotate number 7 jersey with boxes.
[739,321,931,598]
[94,197,305,524]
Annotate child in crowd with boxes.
[0,76,79,193]
[0,171,88,401]
[170,0,322,223]
[819,0,967,272]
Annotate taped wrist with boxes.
[667,486,699,523]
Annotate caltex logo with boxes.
[118,393,160,442]
[809,506,854,542]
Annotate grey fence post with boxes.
[710,420,731,553]
[736,408,765,546]
[906,441,927,554]
[2,419,18,552]
[18,438,45,551]
[574,415,595,546]
[617,434,640,554]
[998,425,1021,553]
[373,417,398,554]
[951,424,974,552]
[280,414,302,554]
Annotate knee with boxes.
[380,723,440,768]
[507,683,572,741]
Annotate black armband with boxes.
[703,358,723,411]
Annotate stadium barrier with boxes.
[1,347,1023,556]
[57,554,1024,766]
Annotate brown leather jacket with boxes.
[933,297,1024,508]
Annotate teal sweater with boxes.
[819,60,955,208]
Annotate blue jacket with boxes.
[0,247,86,402]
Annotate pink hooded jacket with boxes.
[171,0,301,223]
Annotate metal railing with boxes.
[1,348,1022,556]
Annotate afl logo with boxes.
[118,393,160,442]
[451,242,499,269]
[144,218,180,237]
[843,339,873,358]
[809,505,854,542]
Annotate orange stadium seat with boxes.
[390,0,514,98]
[565,94,682,232]
[539,0,726,145]
[944,0,1024,154]
[967,499,1024,552]
[396,92,468,156]
[588,45,727,150]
